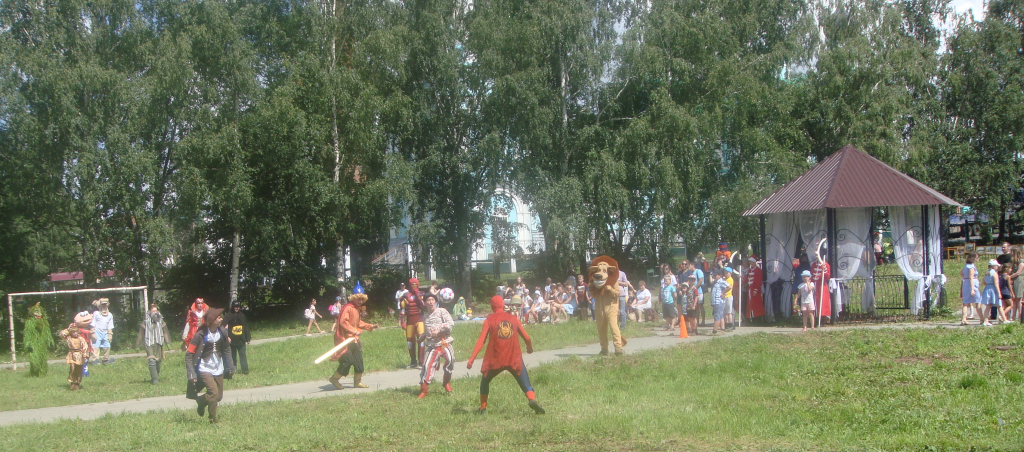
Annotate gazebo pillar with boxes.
[759,214,768,320]
[826,208,838,324]
[922,205,931,320]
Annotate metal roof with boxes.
[743,145,960,216]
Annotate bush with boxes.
[361,265,408,316]
[471,269,501,305]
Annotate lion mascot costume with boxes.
[589,256,627,355]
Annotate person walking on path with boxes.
[304,299,325,336]
[467,295,544,415]
[417,294,454,398]
[328,285,378,390]
[135,304,172,384]
[225,301,251,375]
[961,253,982,325]
[185,308,234,424]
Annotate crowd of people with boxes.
[479,245,767,336]
[960,242,1024,326]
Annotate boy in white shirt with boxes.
[91,298,114,363]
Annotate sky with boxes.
[948,0,985,21]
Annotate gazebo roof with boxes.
[743,145,960,216]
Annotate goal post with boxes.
[6,285,148,371]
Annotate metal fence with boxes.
[833,275,922,323]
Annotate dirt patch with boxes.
[988,345,1019,351]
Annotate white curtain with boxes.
[890,206,926,314]
[798,210,827,264]
[835,208,874,313]
[766,212,797,319]
[923,205,946,306]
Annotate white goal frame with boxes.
[6,286,148,370]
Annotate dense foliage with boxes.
[1,0,1020,308]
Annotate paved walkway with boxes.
[0,331,337,370]
[0,322,963,426]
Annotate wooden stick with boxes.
[816,239,828,329]
[314,337,355,364]
[734,253,742,328]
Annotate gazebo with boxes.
[742,145,960,321]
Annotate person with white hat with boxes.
[980,259,1007,326]
[796,270,816,332]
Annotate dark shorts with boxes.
[662,304,678,319]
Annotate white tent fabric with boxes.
[766,212,797,319]
[835,208,874,313]
[798,210,827,264]
[890,206,926,314]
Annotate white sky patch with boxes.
[948,0,985,21]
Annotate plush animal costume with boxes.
[328,282,377,390]
[61,311,95,375]
[23,302,54,377]
[90,298,114,362]
[589,256,627,355]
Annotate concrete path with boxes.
[0,322,967,426]
[0,331,337,370]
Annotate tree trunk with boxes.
[460,252,472,305]
[336,238,346,285]
[329,0,346,286]
[230,230,241,303]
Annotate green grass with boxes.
[0,319,651,412]
[2,324,1022,450]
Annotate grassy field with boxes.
[1,324,1021,451]
[0,319,652,412]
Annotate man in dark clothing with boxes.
[225,301,251,374]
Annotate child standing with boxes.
[710,270,730,335]
[980,260,1006,325]
[999,263,1015,323]
[661,275,677,331]
[683,276,699,335]
[797,270,815,331]
[63,326,89,390]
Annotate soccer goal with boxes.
[6,286,148,370]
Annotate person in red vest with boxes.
[182,298,206,350]
[746,255,766,319]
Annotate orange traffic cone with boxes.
[678,316,688,338]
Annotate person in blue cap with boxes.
[329,281,378,389]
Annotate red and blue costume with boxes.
[467,296,544,415]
